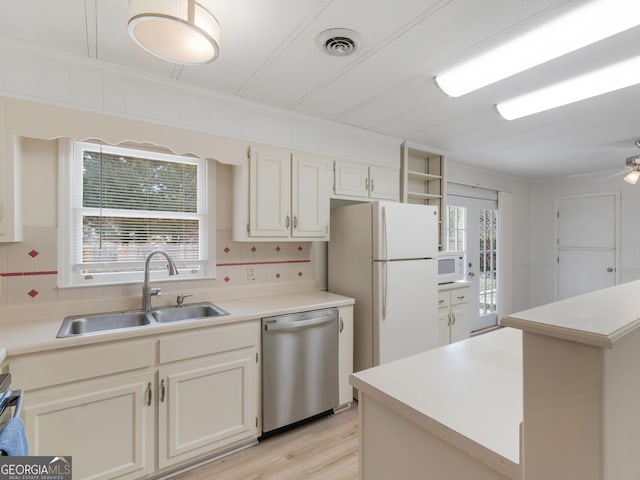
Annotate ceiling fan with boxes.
[624,151,640,184]
[599,139,640,184]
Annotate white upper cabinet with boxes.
[292,152,330,238]
[249,146,291,237]
[332,159,399,201]
[234,145,331,241]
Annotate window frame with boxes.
[58,139,216,287]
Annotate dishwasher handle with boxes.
[264,313,336,332]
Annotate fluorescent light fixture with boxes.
[624,168,640,185]
[128,0,220,65]
[435,0,640,97]
[496,55,640,120]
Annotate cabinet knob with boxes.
[606,267,614,273]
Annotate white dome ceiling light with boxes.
[128,0,220,65]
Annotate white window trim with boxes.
[58,139,216,287]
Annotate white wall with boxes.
[0,40,400,167]
[447,161,532,314]
[529,172,640,308]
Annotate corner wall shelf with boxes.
[400,142,447,250]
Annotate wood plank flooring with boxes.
[173,404,359,480]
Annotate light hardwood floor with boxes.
[173,404,359,480]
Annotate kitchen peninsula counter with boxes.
[351,327,522,480]
[352,280,640,480]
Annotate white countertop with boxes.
[0,290,354,357]
[501,280,640,348]
[438,280,470,291]
[350,327,522,479]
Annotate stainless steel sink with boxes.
[150,303,229,323]
[57,311,153,338]
[57,302,229,337]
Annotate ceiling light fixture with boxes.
[434,0,640,97]
[128,0,220,65]
[495,55,640,120]
[624,155,640,185]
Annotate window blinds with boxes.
[73,142,207,279]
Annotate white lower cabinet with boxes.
[157,350,258,469]
[11,320,261,480]
[25,372,155,480]
[337,305,354,408]
[437,285,471,346]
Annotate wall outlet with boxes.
[247,267,256,281]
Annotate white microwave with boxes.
[438,252,465,284]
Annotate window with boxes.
[479,208,497,317]
[446,205,466,252]
[59,141,213,286]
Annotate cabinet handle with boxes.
[456,296,465,300]
[160,379,166,403]
[145,382,152,406]
[285,215,290,228]
[365,178,369,192]
[438,299,445,304]
[447,313,451,327]
[452,313,456,326]
[293,216,298,229]
[370,179,375,192]
[339,317,344,333]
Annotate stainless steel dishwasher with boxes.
[262,307,338,434]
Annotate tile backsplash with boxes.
[0,227,314,307]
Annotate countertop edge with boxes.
[350,373,520,480]
[1,291,355,357]
[500,316,615,348]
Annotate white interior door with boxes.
[448,194,499,332]
[556,193,619,300]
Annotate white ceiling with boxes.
[1,0,639,179]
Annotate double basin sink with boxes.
[57,302,229,338]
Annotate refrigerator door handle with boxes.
[382,206,388,261]
[382,261,388,320]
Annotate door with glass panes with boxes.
[447,195,498,332]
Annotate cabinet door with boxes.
[249,146,291,237]
[157,349,259,469]
[451,302,470,343]
[369,166,399,201]
[437,307,451,347]
[24,372,154,480]
[333,160,369,198]
[292,153,330,239]
[337,305,354,407]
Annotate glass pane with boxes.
[83,150,198,213]
[82,216,199,265]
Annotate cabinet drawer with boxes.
[159,320,260,364]
[437,292,450,308]
[10,339,154,390]
[451,288,470,305]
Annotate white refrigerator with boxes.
[329,201,439,372]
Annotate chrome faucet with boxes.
[142,250,179,311]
